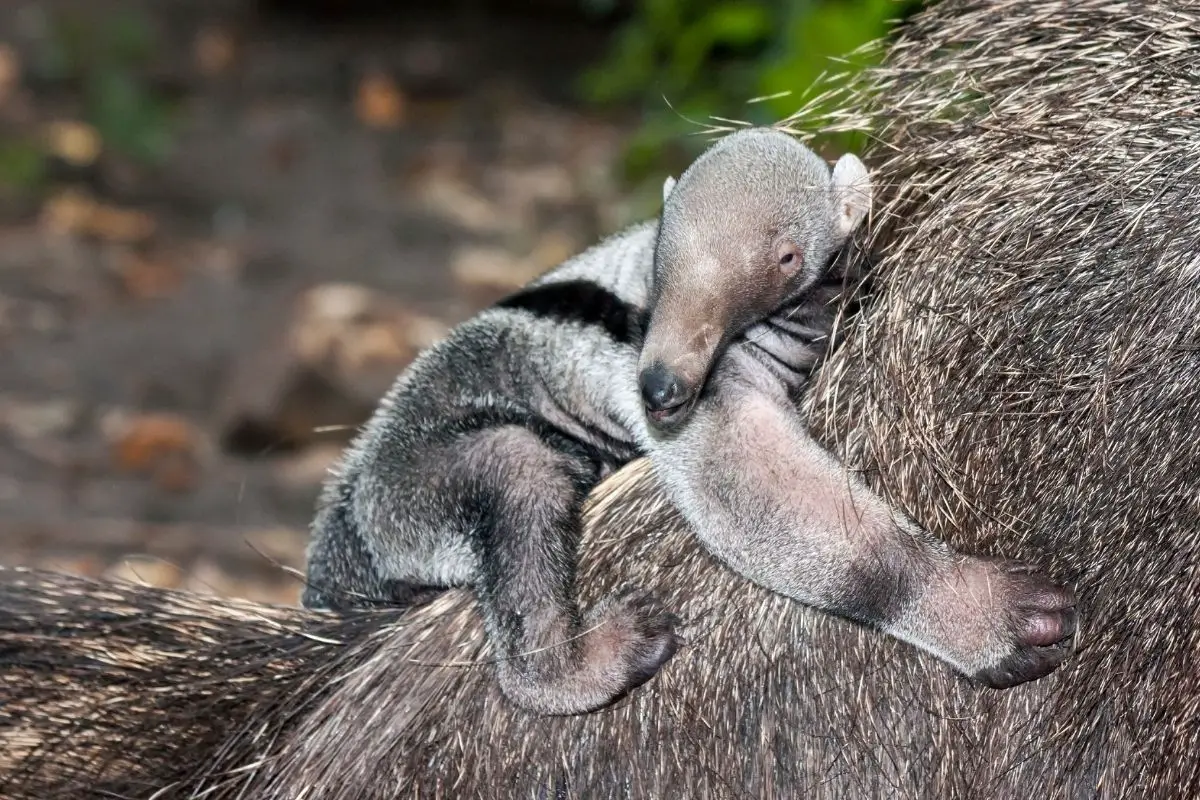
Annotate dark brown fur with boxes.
[4,0,1200,796]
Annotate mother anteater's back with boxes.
[3,0,1199,797]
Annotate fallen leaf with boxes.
[194,27,236,75]
[302,282,375,323]
[1,396,78,439]
[45,121,101,167]
[354,70,406,129]
[498,164,576,207]
[450,245,543,291]
[111,410,202,472]
[116,250,185,300]
[152,452,199,493]
[40,189,156,243]
[341,322,410,369]
[417,174,505,233]
[39,190,92,235]
[87,202,157,242]
[291,283,431,370]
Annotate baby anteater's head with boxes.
[639,127,872,430]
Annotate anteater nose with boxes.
[639,362,687,412]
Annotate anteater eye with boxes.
[776,242,801,273]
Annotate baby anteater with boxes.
[303,127,1077,715]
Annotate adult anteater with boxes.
[3,0,1199,797]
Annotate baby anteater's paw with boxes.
[587,588,683,691]
[495,589,682,716]
[970,560,1078,688]
[904,555,1078,690]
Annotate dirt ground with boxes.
[0,0,643,604]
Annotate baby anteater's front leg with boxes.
[461,426,681,715]
[643,355,1077,688]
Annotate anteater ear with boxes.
[831,154,872,237]
[662,176,677,204]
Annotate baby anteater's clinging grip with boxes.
[302,127,1077,716]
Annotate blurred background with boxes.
[0,0,920,606]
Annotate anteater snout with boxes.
[639,361,698,430]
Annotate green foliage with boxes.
[0,6,177,192]
[40,8,176,166]
[581,0,923,197]
[83,67,174,166]
[0,138,47,190]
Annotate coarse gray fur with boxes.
[2,0,1199,795]
[303,126,1075,717]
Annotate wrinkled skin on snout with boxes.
[638,128,871,431]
